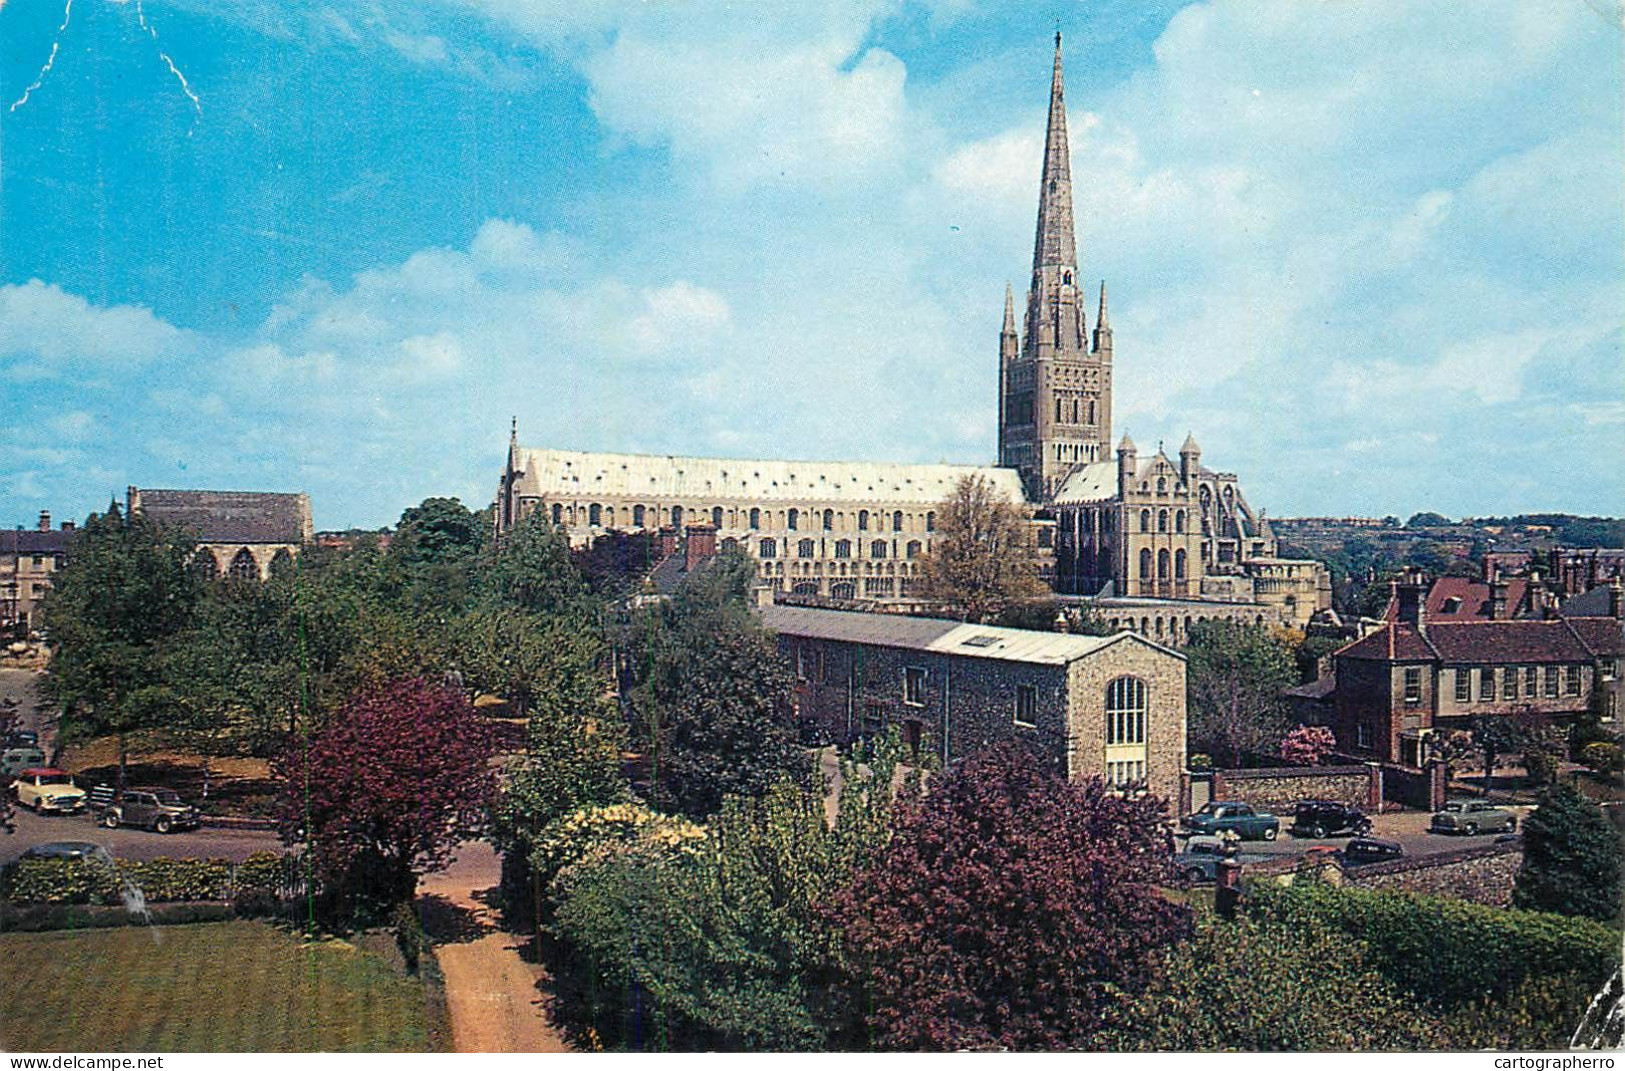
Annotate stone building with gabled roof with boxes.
[127,487,314,581]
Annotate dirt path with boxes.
[417,841,571,1054]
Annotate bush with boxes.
[532,801,704,899]
[1188,753,1213,771]
[1580,741,1624,777]
[4,853,298,909]
[394,901,424,975]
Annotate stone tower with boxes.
[998,33,1113,501]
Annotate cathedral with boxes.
[497,36,1330,633]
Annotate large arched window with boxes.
[749,508,761,530]
[230,547,259,583]
[788,508,799,531]
[192,551,220,581]
[797,539,815,558]
[834,539,851,559]
[1139,548,1153,579]
[1157,549,1170,580]
[1175,549,1187,580]
[1104,676,1149,789]
[893,511,904,532]
[870,540,887,559]
[1139,510,1151,533]
[589,503,602,527]
[1157,509,1168,533]
[906,540,922,560]
[759,539,777,559]
[269,548,294,579]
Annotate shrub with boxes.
[1188,753,1213,771]
[533,801,704,898]
[1580,741,1624,777]
[1515,783,1624,923]
[4,853,299,909]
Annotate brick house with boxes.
[1332,571,1623,765]
[760,604,1187,801]
[0,511,78,638]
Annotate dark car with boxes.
[1339,837,1404,865]
[20,841,108,861]
[1171,835,1271,883]
[1183,801,1281,841]
[101,787,201,834]
[1290,799,1373,838]
[4,730,39,749]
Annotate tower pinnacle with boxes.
[1003,283,1016,334]
[1031,32,1077,276]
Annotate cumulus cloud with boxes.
[0,281,191,370]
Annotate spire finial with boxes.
[1003,283,1016,333]
[510,415,517,437]
[1096,280,1110,329]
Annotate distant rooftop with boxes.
[128,488,313,545]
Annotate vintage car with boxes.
[100,787,201,834]
[1171,835,1271,882]
[1339,836,1405,865]
[1290,799,1373,838]
[1430,799,1518,836]
[12,768,87,814]
[20,841,108,861]
[1183,800,1281,841]
[2,746,47,780]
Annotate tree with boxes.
[1183,620,1297,768]
[275,677,496,922]
[1429,729,1477,783]
[39,504,200,788]
[1279,724,1336,766]
[1103,912,1449,1051]
[483,509,590,616]
[1513,783,1623,924]
[1470,714,1525,794]
[824,741,1190,1051]
[1407,512,1452,529]
[390,497,485,568]
[918,474,1047,623]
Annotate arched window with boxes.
[1175,510,1185,533]
[1088,400,1096,424]
[1139,548,1153,579]
[788,509,799,531]
[712,506,724,528]
[1056,397,1063,422]
[831,581,855,600]
[834,539,851,559]
[1157,509,1168,533]
[604,506,615,527]
[822,509,834,531]
[926,512,936,532]
[1139,510,1151,533]
[798,539,815,558]
[589,503,602,526]
[269,548,294,579]
[1175,549,1187,580]
[671,505,684,528]
[871,540,887,559]
[907,540,922,560]
[633,505,646,527]
[721,537,738,551]
[759,539,777,559]
[1157,477,1166,494]
[230,547,259,583]
[858,510,869,531]
[192,551,219,581]
[749,508,760,530]
[1106,677,1147,747]
[893,511,904,532]
[551,503,563,525]
[1157,549,1170,579]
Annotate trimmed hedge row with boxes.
[1245,879,1622,1011]
[1,851,296,907]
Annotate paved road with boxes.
[1,806,283,864]
[1178,804,1530,862]
[1,668,55,757]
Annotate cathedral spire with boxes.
[1096,280,1109,330]
[1031,32,1078,276]
[1002,283,1016,334]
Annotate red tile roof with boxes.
[1382,576,1531,621]
[1567,617,1625,657]
[1337,623,1437,662]
[1339,617,1619,664]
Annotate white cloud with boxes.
[0,281,190,369]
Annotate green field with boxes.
[0,920,440,1052]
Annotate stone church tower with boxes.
[998,34,1113,501]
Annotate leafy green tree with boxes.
[39,504,200,787]
[1407,512,1453,529]
[1184,620,1297,768]
[1429,729,1477,783]
[483,509,591,616]
[1514,783,1623,923]
[1103,912,1449,1051]
[919,474,1047,623]
[390,497,486,568]
[1470,713,1525,793]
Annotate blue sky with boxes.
[2,0,1620,530]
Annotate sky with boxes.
[1,0,1621,531]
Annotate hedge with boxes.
[1,851,298,907]
[1245,880,1622,1011]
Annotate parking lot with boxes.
[1178,804,1530,863]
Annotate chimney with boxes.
[1489,579,1509,620]
[1610,579,1623,621]
[1396,568,1427,634]
[658,526,678,560]
[37,510,50,532]
[61,520,75,531]
[684,524,717,572]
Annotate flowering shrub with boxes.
[1280,724,1337,766]
[533,801,705,889]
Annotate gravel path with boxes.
[417,841,571,1054]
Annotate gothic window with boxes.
[823,509,834,531]
[1157,509,1168,533]
[192,551,219,581]
[1104,677,1148,789]
[858,510,869,531]
[721,537,738,551]
[1175,549,1187,580]
[893,511,904,532]
[672,505,684,528]
[1157,477,1166,494]
[1088,400,1096,424]
[831,581,855,600]
[269,548,294,578]
[634,505,646,527]
[907,540,922,560]
[798,539,816,558]
[1157,549,1170,580]
[589,504,602,526]
[759,539,777,559]
[712,506,724,528]
[604,506,616,527]
[230,548,259,583]
[1139,548,1153,579]
[834,540,852,559]
[1056,397,1063,423]
[788,509,799,531]
[1175,511,1185,534]
[926,512,936,532]
[871,540,887,559]
[1071,398,1079,423]
[1139,510,1151,533]
[551,504,563,525]
[749,508,760,530]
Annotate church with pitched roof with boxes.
[497,36,1330,633]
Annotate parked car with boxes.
[1184,800,1280,840]
[1172,835,1270,882]
[4,729,39,749]
[1430,799,1517,835]
[1339,836,1404,865]
[1290,799,1373,838]
[2,746,46,780]
[20,841,108,861]
[11,768,87,814]
[100,787,201,834]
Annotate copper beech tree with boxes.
[919,474,1048,623]
[276,677,496,921]
[825,742,1190,1051]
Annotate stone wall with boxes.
[1341,839,1524,907]
[1382,760,1447,812]
[1211,764,1380,813]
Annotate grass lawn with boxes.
[0,920,440,1052]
